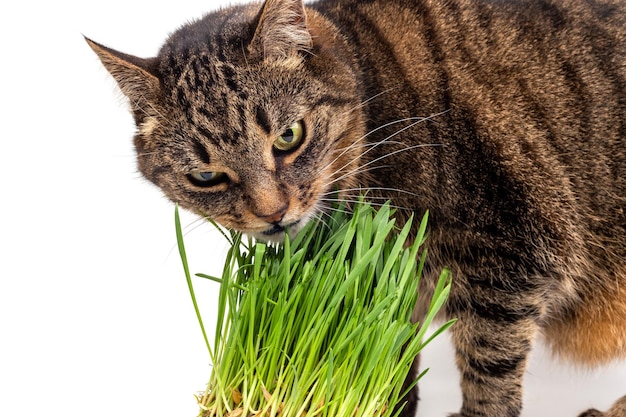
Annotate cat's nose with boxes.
[255,203,288,224]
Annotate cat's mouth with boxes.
[262,220,301,237]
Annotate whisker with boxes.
[163,213,229,262]
[332,139,408,155]
[323,116,432,176]
[343,87,399,115]
[135,151,161,157]
[352,113,447,159]
[178,215,228,243]
[306,200,347,234]
[240,39,250,68]
[321,186,421,199]
[322,110,449,187]
[339,194,400,201]
[328,142,443,189]
[317,197,414,212]
[326,165,391,188]
[307,206,335,233]
[357,142,443,176]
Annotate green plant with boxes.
[175,200,454,417]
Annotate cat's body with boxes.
[86,0,626,415]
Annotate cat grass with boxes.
[175,200,454,417]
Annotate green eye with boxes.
[273,121,304,153]
[187,170,227,187]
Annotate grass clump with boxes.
[175,199,453,417]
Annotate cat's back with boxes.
[313,0,626,110]
[317,0,626,41]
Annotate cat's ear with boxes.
[85,37,160,114]
[248,0,313,61]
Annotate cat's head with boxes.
[87,0,365,240]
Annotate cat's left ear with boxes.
[248,0,313,62]
[85,37,161,119]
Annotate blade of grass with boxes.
[175,204,212,359]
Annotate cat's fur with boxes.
[86,0,626,415]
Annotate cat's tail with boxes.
[542,273,626,366]
[577,395,626,417]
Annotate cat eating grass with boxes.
[86,0,626,416]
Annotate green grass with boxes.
[175,199,454,417]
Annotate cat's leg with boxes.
[447,292,539,417]
[398,355,421,417]
[577,395,626,417]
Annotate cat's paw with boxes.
[578,395,626,417]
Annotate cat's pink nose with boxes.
[256,203,288,224]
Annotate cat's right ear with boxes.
[85,37,160,115]
[248,0,312,62]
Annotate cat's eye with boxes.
[273,121,304,153]
[187,170,228,187]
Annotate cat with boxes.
[86,0,626,415]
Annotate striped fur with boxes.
[86,0,626,415]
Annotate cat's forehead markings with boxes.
[255,106,272,134]
[191,138,211,165]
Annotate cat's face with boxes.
[87,0,365,240]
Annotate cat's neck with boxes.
[309,1,457,228]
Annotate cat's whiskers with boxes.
[310,118,443,220]
[323,140,412,180]
[327,164,391,189]
[328,142,443,190]
[323,111,448,184]
[135,151,161,157]
[162,212,232,263]
[182,213,220,237]
[307,204,338,233]
[343,87,399,115]
[240,40,250,68]
[313,201,353,227]
[317,197,413,213]
[163,211,229,264]
[131,172,147,181]
[331,139,407,158]
[321,186,421,199]
[310,167,358,229]
[327,116,428,168]
[317,113,447,214]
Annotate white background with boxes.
[1,1,625,416]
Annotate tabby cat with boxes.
[86,0,626,415]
